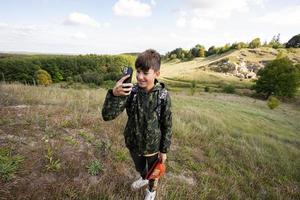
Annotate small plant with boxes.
[204,86,210,92]
[79,130,94,143]
[0,148,24,181]
[87,160,102,176]
[63,136,79,146]
[115,149,127,162]
[223,84,235,94]
[190,80,197,95]
[267,96,280,109]
[94,140,112,156]
[45,145,61,172]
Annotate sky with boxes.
[0,0,299,54]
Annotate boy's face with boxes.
[136,68,160,91]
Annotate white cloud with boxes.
[176,17,186,28]
[113,0,152,17]
[0,23,38,37]
[177,0,266,30]
[64,12,100,28]
[253,5,300,27]
[70,32,87,40]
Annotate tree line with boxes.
[164,34,287,61]
[0,54,135,86]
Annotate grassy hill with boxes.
[160,47,300,93]
[1,83,299,199]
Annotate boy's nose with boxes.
[137,73,144,80]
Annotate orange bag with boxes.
[146,159,166,180]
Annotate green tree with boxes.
[286,33,300,48]
[249,38,261,48]
[190,47,200,57]
[254,57,300,98]
[207,46,217,56]
[268,34,283,49]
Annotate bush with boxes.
[204,86,210,92]
[223,85,235,94]
[249,38,261,49]
[267,96,280,109]
[254,57,300,98]
[35,69,52,86]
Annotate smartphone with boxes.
[122,66,133,84]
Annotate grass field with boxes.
[0,83,299,199]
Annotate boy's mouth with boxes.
[138,81,147,86]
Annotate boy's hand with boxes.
[159,152,167,164]
[112,75,133,96]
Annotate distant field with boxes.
[0,83,299,199]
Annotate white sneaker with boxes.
[144,188,156,200]
[131,177,149,191]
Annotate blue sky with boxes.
[0,0,299,54]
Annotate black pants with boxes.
[130,151,158,191]
[130,151,159,179]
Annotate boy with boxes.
[102,49,172,200]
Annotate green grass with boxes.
[87,160,103,176]
[44,144,61,172]
[0,147,24,181]
[170,93,300,199]
[0,83,299,199]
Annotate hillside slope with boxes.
[160,47,300,83]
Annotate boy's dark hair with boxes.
[135,49,161,72]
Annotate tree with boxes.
[207,46,217,56]
[199,48,205,57]
[286,34,300,48]
[35,69,52,86]
[191,47,200,57]
[268,34,283,49]
[254,57,300,98]
[249,38,261,48]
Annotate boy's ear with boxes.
[155,70,160,77]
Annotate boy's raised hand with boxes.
[112,75,133,96]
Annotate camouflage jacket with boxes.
[102,81,172,155]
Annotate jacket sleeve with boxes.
[101,89,128,121]
[159,92,172,153]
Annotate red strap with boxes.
[146,158,160,180]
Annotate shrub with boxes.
[204,86,210,92]
[249,38,261,48]
[267,96,280,109]
[190,80,196,95]
[35,69,52,86]
[223,85,235,94]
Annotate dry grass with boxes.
[0,83,300,199]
